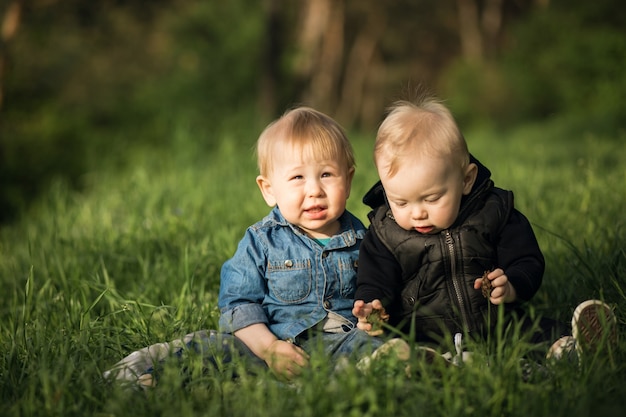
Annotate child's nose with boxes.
[412,206,427,220]
[306,179,324,197]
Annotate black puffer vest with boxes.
[368,178,513,341]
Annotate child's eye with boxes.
[425,195,441,203]
[291,175,304,180]
[321,172,333,178]
[393,201,407,208]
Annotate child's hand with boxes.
[263,340,310,381]
[352,299,389,336]
[473,268,517,305]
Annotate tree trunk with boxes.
[456,0,483,63]
[295,0,344,115]
[1,0,23,114]
[482,0,502,60]
[336,4,386,128]
[259,0,281,119]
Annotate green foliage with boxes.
[1,119,625,416]
[502,0,626,127]
[1,0,267,222]
[439,61,516,128]
[441,0,626,131]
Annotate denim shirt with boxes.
[218,207,366,341]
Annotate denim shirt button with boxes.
[284,259,293,267]
[323,300,331,309]
[321,252,328,258]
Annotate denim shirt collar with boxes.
[267,206,365,249]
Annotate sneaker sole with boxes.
[572,299,617,355]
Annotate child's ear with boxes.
[345,167,356,198]
[256,175,277,207]
[462,163,478,195]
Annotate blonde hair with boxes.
[256,107,355,176]
[374,96,469,177]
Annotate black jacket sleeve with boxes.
[496,208,545,302]
[355,226,404,307]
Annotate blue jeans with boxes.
[103,328,384,383]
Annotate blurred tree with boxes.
[0,0,23,113]
[456,0,505,63]
[457,0,484,63]
[335,1,387,129]
[294,0,344,114]
[2,0,622,223]
[0,0,267,222]
[259,0,281,119]
[292,0,388,129]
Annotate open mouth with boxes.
[415,226,434,234]
[305,206,327,219]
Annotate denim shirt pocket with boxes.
[336,256,359,298]
[267,259,312,303]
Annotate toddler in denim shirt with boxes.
[104,107,388,386]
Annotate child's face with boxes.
[256,145,355,239]
[379,155,476,234]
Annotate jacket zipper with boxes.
[445,230,470,330]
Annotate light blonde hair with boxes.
[374,96,469,177]
[256,107,355,176]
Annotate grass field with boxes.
[1,120,625,416]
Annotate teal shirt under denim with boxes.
[218,206,366,341]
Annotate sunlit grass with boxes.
[1,121,625,416]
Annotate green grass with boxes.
[1,121,625,416]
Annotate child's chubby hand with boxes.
[352,299,389,336]
[473,268,517,305]
[263,340,310,381]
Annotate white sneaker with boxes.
[356,338,411,373]
[136,373,157,388]
[547,300,617,361]
[546,335,577,361]
[357,338,456,376]
[572,299,617,357]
